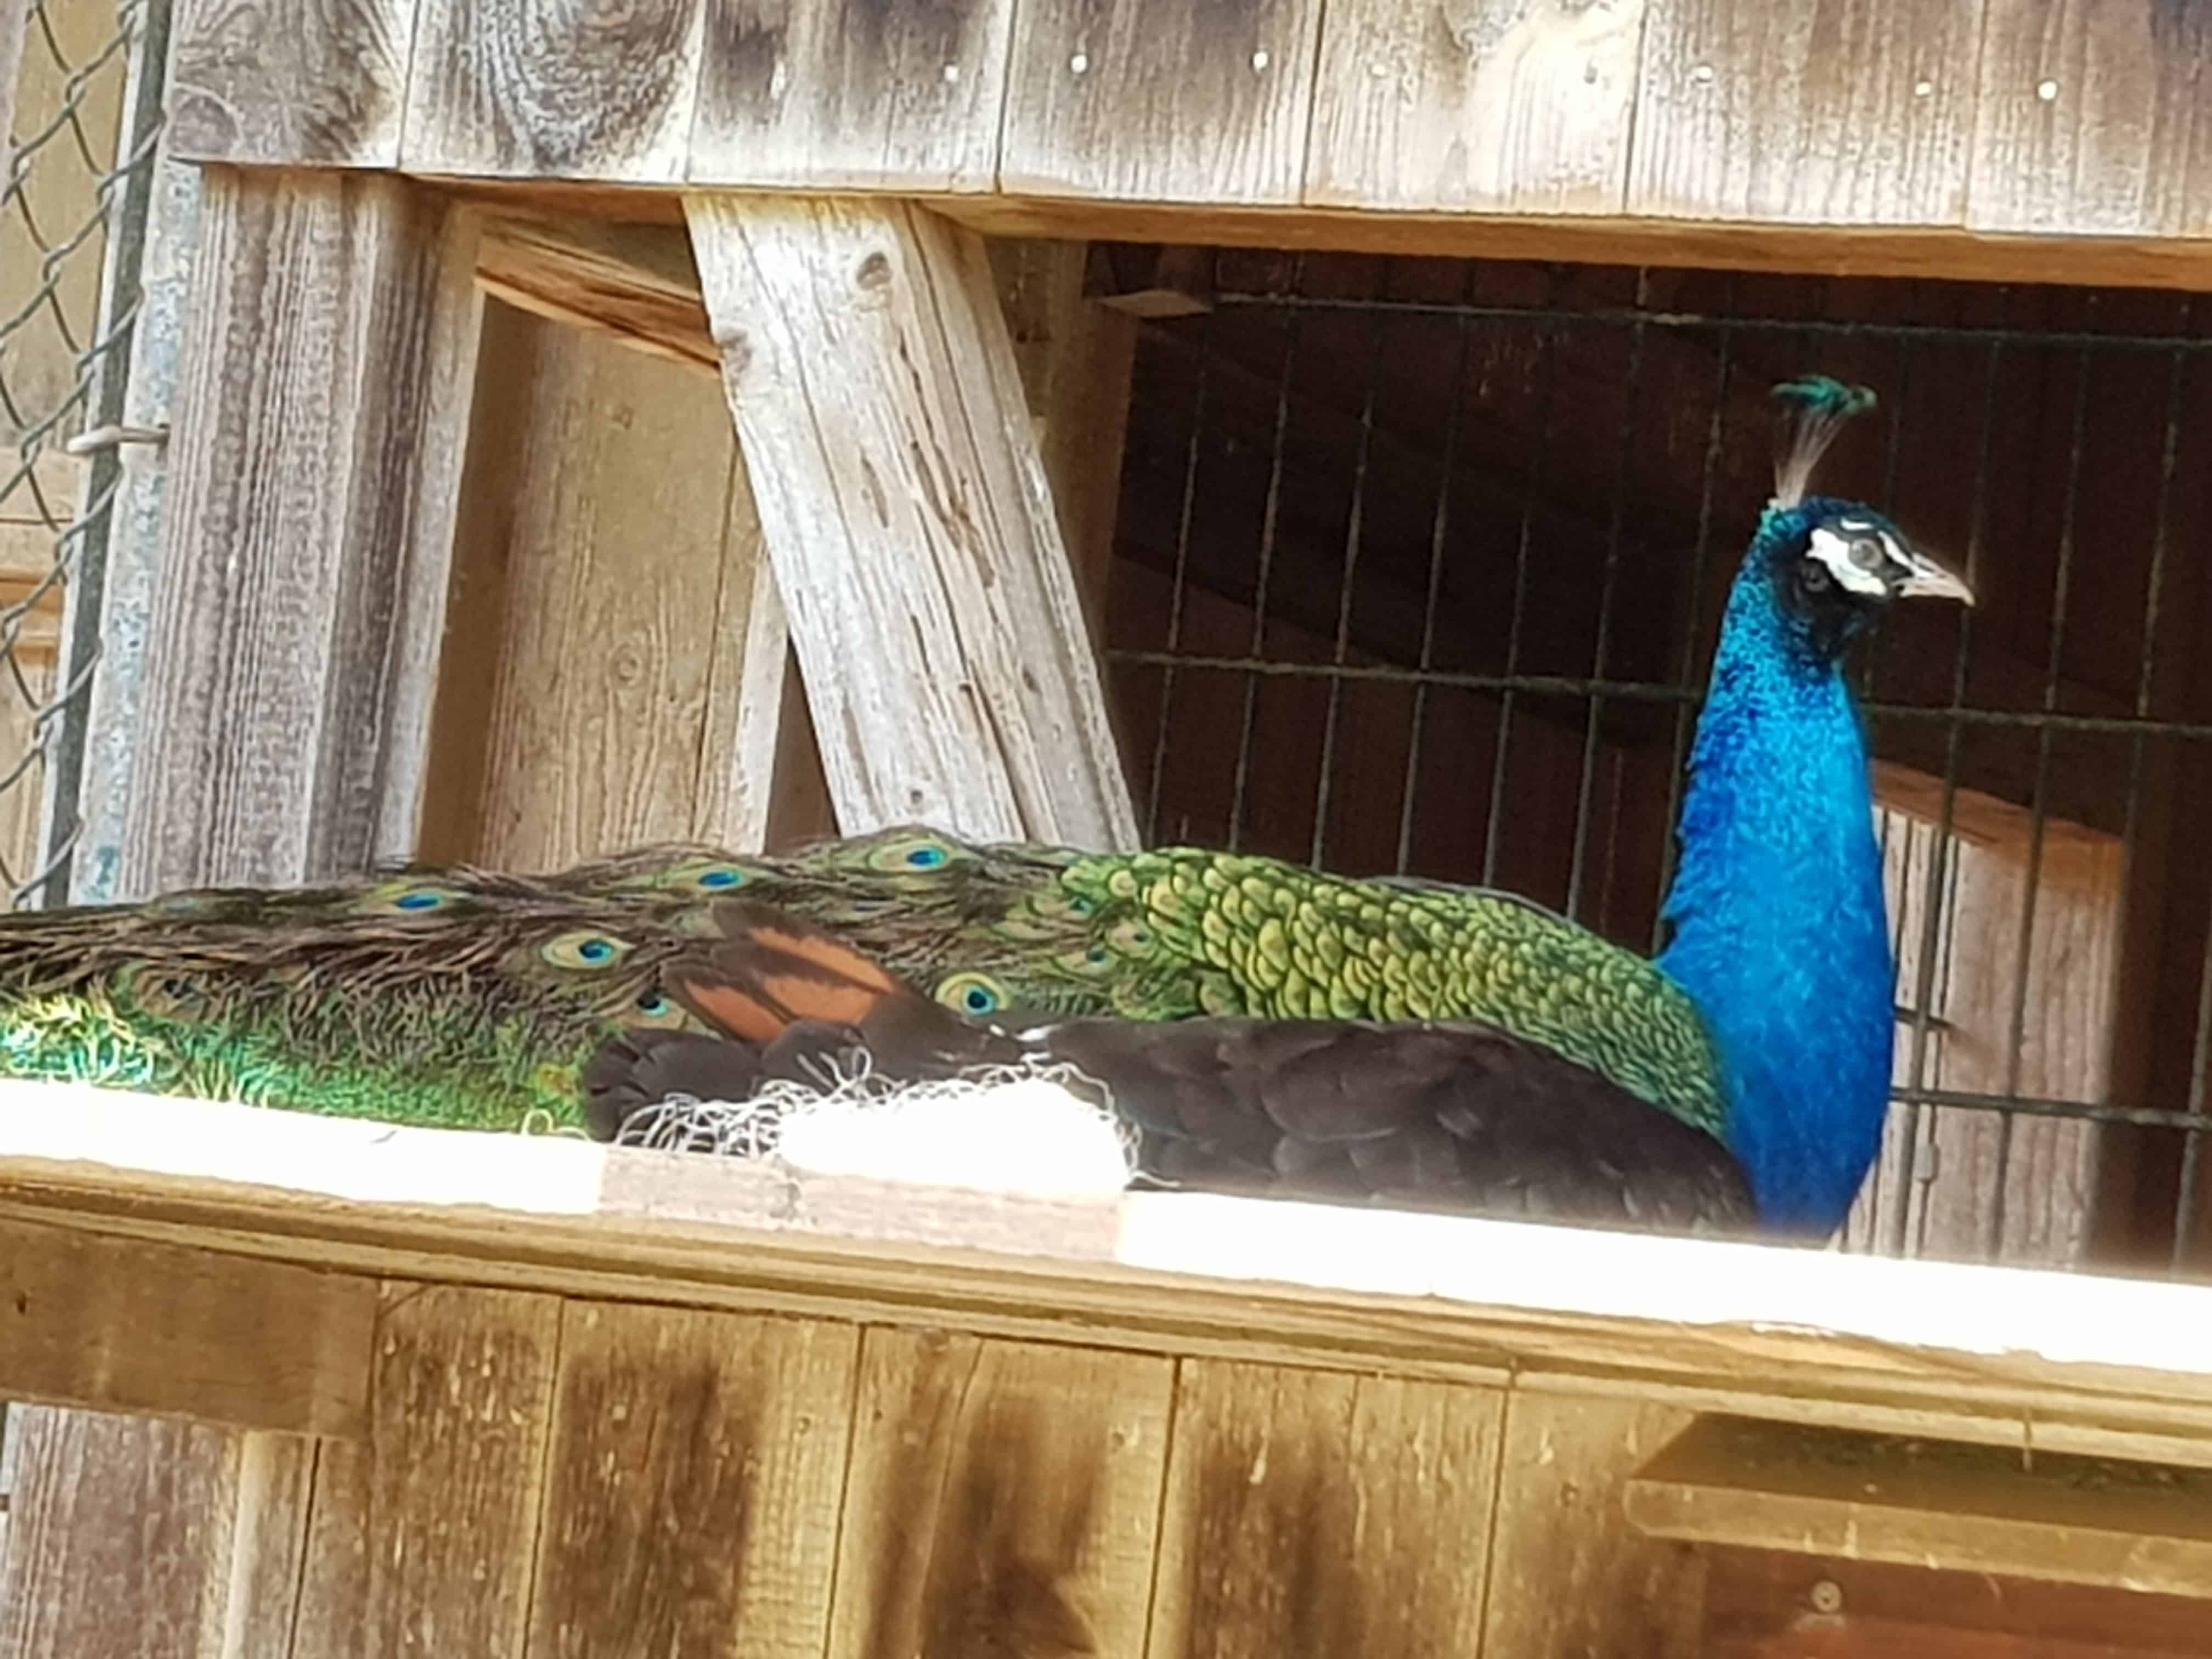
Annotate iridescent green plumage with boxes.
[0,825,1726,1141]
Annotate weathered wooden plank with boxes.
[1001,0,1326,204]
[401,0,704,180]
[685,193,1138,846]
[827,1328,1172,1659]
[1970,0,2212,236]
[0,1409,246,1657]
[1148,1359,1500,1658]
[1627,1414,2212,1598]
[0,1216,372,1435]
[1703,1550,2212,1658]
[413,300,757,868]
[1482,1393,1703,1658]
[475,215,717,373]
[0,0,28,197]
[530,1304,857,1659]
[126,167,483,888]
[1628,0,1984,224]
[1307,0,1643,213]
[290,1284,561,1658]
[168,0,415,166]
[688,0,1013,191]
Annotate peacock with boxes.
[0,376,1968,1238]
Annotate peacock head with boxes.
[1752,494,1973,667]
[1748,376,1973,668]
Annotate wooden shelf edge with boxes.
[1626,1413,2212,1599]
[394,171,2212,292]
[7,1082,2212,1446]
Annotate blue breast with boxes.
[1655,556,1896,1235]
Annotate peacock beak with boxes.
[1892,544,1974,606]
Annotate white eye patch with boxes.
[1805,523,1899,597]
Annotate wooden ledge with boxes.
[1627,1413,2212,1599]
[8,1080,2212,1458]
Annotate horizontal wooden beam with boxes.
[12,1082,2212,1465]
[173,1,2212,260]
[1626,1413,2212,1599]
[0,1215,374,1435]
[475,213,715,374]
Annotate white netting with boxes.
[610,1048,1139,1198]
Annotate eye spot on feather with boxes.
[625,988,690,1030]
[541,930,635,972]
[353,881,471,917]
[935,971,1006,1017]
[863,832,966,874]
[630,859,758,895]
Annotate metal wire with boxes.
[1,0,160,907]
[1111,254,2212,1277]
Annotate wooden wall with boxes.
[167,0,2212,290]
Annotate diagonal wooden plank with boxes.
[685,191,1137,847]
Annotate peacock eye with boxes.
[396,892,441,911]
[697,868,742,889]
[935,971,1005,1017]
[356,881,469,916]
[906,847,947,869]
[1847,535,1884,571]
[541,930,634,970]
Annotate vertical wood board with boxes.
[689,0,1014,191]
[1000,0,1326,204]
[1481,1392,1704,1659]
[1147,1359,1502,1659]
[1308,0,1644,214]
[401,0,706,180]
[126,167,481,890]
[0,1410,244,1658]
[529,1305,859,1659]
[686,192,1138,847]
[289,1284,561,1659]
[417,303,755,868]
[1970,0,2212,235]
[826,1328,1173,1659]
[168,0,416,165]
[1628,0,1984,225]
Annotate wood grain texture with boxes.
[1481,1393,1703,1658]
[475,214,718,373]
[1628,0,1984,224]
[126,166,482,891]
[0,1408,246,1658]
[1148,1359,1501,1659]
[168,0,414,165]
[1309,0,1644,213]
[0,1216,373,1434]
[290,1284,560,1659]
[1627,1414,2212,1598]
[689,0,1014,190]
[402,0,704,180]
[686,193,1138,847]
[416,301,754,869]
[531,1304,858,1659]
[828,1328,1172,1659]
[1970,0,2212,235]
[1702,1550,2212,1658]
[1001,0,1326,204]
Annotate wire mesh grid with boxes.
[1102,248,2212,1278]
[1,0,162,910]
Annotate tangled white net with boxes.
[610,1048,1140,1199]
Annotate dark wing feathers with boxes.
[585,900,1757,1235]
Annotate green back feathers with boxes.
[0,825,1728,1141]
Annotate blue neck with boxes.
[1656,557,1894,1235]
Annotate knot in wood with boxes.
[1808,1578,1844,1615]
[715,326,754,382]
[854,250,894,297]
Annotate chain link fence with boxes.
[0,0,168,1579]
[2,0,163,909]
